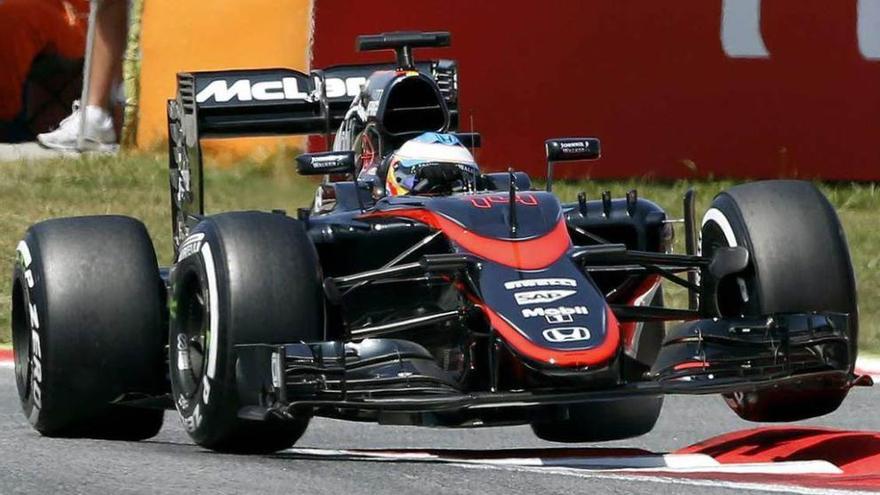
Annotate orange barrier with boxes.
[136,0,313,164]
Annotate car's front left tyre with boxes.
[701,180,857,422]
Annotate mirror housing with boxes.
[295,151,356,176]
[545,138,601,162]
[544,138,601,192]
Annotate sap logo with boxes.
[504,278,576,290]
[514,290,576,306]
[543,327,591,343]
[522,306,589,319]
[470,194,539,209]
[325,77,367,99]
[196,78,312,103]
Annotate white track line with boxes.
[0,362,12,369]
[285,448,841,475]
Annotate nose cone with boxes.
[476,259,620,368]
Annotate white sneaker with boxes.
[37,101,118,152]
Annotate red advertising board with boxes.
[311,0,879,180]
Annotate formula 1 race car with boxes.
[11,31,866,452]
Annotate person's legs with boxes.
[38,0,128,151]
[87,0,128,110]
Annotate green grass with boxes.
[1,153,877,352]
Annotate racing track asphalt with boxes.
[2,365,880,495]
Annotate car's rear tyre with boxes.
[531,395,663,443]
[11,216,165,439]
[701,180,857,422]
[169,212,324,453]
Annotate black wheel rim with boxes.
[701,221,752,317]
[11,277,32,399]
[174,271,209,400]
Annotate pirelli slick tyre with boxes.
[701,180,858,422]
[11,216,165,439]
[531,395,663,443]
[169,212,324,453]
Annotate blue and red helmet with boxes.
[384,133,479,196]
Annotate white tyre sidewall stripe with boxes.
[701,208,739,247]
[200,243,220,380]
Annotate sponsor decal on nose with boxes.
[504,278,577,290]
[542,327,592,343]
[513,289,576,305]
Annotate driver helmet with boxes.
[384,132,479,196]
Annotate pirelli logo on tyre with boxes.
[16,241,43,422]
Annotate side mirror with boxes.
[295,151,356,176]
[544,138,601,192]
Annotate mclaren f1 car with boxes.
[10,31,866,452]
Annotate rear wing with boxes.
[167,61,458,251]
[177,68,325,138]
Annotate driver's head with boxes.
[385,133,479,196]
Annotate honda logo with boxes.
[542,327,591,343]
